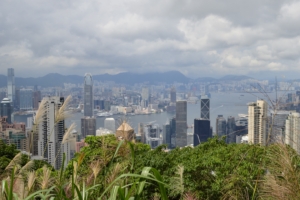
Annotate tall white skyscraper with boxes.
[37,96,65,169]
[84,73,93,117]
[248,100,268,145]
[7,68,15,106]
[285,112,300,153]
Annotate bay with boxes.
[66,91,287,134]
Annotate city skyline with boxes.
[1,1,300,79]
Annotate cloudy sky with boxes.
[1,0,300,79]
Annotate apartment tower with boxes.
[248,100,268,145]
[37,96,65,169]
[285,112,300,154]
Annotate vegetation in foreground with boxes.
[1,135,300,200]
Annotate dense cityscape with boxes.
[1,67,300,170]
[3,0,300,199]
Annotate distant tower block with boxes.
[7,68,15,106]
[81,117,96,138]
[201,97,210,120]
[216,115,226,137]
[170,87,176,103]
[194,118,211,146]
[84,73,93,117]
[175,101,187,147]
[0,98,12,123]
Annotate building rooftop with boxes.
[117,122,133,131]
[1,98,11,103]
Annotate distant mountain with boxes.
[193,77,217,82]
[0,71,190,87]
[93,71,190,84]
[15,73,82,87]
[219,75,253,81]
[0,72,256,88]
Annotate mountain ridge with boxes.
[0,71,254,87]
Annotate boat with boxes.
[97,112,113,117]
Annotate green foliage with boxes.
[133,137,266,199]
[2,135,299,200]
[0,140,19,159]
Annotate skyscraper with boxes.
[162,123,171,148]
[270,110,290,142]
[7,68,15,107]
[37,96,65,169]
[248,100,268,145]
[216,115,226,137]
[19,89,33,110]
[33,90,42,110]
[175,101,187,147]
[170,117,176,148]
[81,117,96,138]
[170,87,176,103]
[226,116,236,143]
[201,97,210,120]
[138,123,145,143]
[142,87,150,108]
[285,112,300,153]
[144,123,162,149]
[194,118,211,146]
[0,98,12,123]
[84,73,93,117]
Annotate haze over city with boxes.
[3,1,300,199]
[1,0,300,79]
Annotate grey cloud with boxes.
[0,0,300,78]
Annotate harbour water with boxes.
[66,91,287,134]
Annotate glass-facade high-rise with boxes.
[175,101,187,147]
[194,118,211,146]
[201,97,210,120]
[216,115,226,137]
[84,73,93,117]
[0,98,12,123]
[7,68,15,107]
[162,123,171,148]
[226,116,236,143]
